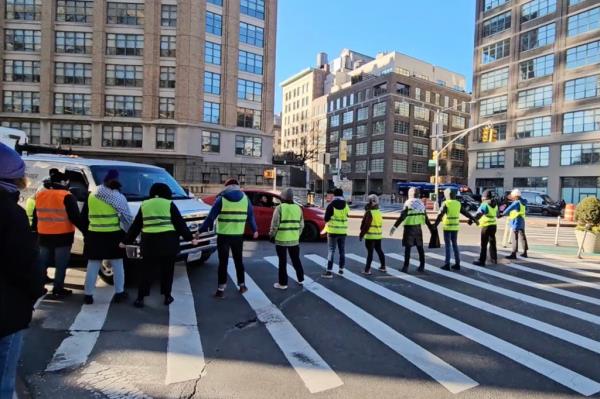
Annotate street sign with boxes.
[428,159,436,167]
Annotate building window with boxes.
[159,66,176,88]
[205,42,222,65]
[373,102,386,117]
[392,159,408,173]
[520,23,555,51]
[55,62,91,85]
[477,150,505,169]
[106,33,143,56]
[451,149,465,161]
[521,0,556,23]
[240,22,264,47]
[517,85,553,109]
[373,120,385,135]
[330,114,340,128]
[356,124,367,138]
[239,50,263,75]
[413,125,428,138]
[160,35,176,57]
[1,121,40,143]
[159,97,175,119]
[451,115,466,129]
[371,140,385,154]
[413,106,429,121]
[561,177,600,204]
[357,106,369,121]
[238,79,262,102]
[412,161,426,174]
[481,39,510,64]
[3,91,39,113]
[567,40,600,69]
[56,31,92,54]
[513,177,548,192]
[235,135,262,157]
[206,12,222,35]
[519,54,554,80]
[514,146,550,167]
[484,0,508,11]
[105,95,142,117]
[208,0,222,5]
[56,0,94,23]
[370,159,384,172]
[106,2,144,25]
[516,116,551,138]
[201,131,220,153]
[329,131,339,144]
[342,110,353,125]
[561,142,600,165]
[5,0,42,20]
[4,29,41,52]
[241,0,265,19]
[480,95,507,116]
[565,75,600,101]
[203,101,220,123]
[204,71,221,95]
[412,142,428,157]
[355,142,367,155]
[480,67,509,91]
[237,107,262,129]
[161,4,177,27]
[102,125,143,148]
[477,123,506,142]
[568,7,600,37]
[393,140,408,156]
[342,128,353,140]
[563,108,600,134]
[156,127,175,150]
[51,123,92,146]
[394,101,409,117]
[482,11,511,37]
[105,64,143,87]
[54,93,90,115]
[355,160,367,172]
[3,60,39,82]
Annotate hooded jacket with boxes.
[324,196,347,224]
[359,203,380,239]
[200,185,257,233]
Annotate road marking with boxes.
[232,260,342,394]
[306,254,600,397]
[346,252,600,355]
[496,249,600,275]
[265,257,478,394]
[165,266,206,385]
[46,283,114,371]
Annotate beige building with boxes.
[0,0,277,183]
[471,0,600,203]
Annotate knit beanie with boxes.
[0,142,25,180]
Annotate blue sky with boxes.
[274,0,476,113]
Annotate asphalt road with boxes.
[18,220,600,399]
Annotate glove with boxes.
[390,226,397,236]
[467,219,473,226]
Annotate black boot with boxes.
[506,253,517,260]
[400,265,409,273]
[83,295,93,305]
[441,264,450,271]
[417,265,425,273]
[521,252,528,258]
[164,295,174,305]
[451,263,461,271]
[133,298,144,308]
[472,260,485,266]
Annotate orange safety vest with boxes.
[36,190,75,235]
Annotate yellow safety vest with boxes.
[216,195,248,235]
[442,199,461,232]
[404,208,426,226]
[479,204,497,227]
[88,194,121,233]
[326,204,349,235]
[275,203,302,245]
[25,196,35,226]
[364,209,383,240]
[141,198,175,233]
[509,202,526,221]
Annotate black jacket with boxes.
[0,189,46,338]
[324,198,348,223]
[31,187,84,247]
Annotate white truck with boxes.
[21,154,217,284]
[0,126,28,149]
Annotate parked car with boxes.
[203,189,326,241]
[501,190,562,216]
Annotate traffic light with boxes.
[440,149,449,159]
[432,150,439,160]
[263,169,275,179]
[489,128,498,142]
[481,127,490,143]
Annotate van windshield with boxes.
[90,165,189,201]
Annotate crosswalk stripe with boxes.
[306,254,600,397]
[264,257,479,394]
[232,260,343,394]
[165,266,206,385]
[346,253,600,355]
[496,248,600,274]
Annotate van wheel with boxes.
[98,259,114,285]
[301,222,319,242]
[542,209,549,216]
[186,251,212,267]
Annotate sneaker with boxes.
[451,264,461,271]
[297,280,304,286]
[362,269,372,275]
[441,264,451,271]
[112,292,128,304]
[133,298,144,308]
[239,285,248,294]
[214,290,225,299]
[521,252,528,258]
[400,266,408,273]
[51,288,73,299]
[338,268,344,275]
[505,253,517,260]
[164,295,174,305]
[321,271,334,279]
[378,266,387,273]
[472,260,485,266]
[83,295,94,305]
[273,283,288,290]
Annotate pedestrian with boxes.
[433,188,476,270]
[359,194,386,274]
[321,188,349,278]
[199,179,258,299]
[32,168,84,298]
[81,169,133,305]
[270,187,305,289]
[472,190,499,266]
[124,183,197,308]
[503,188,528,259]
[0,143,45,399]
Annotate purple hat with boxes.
[0,142,25,180]
[103,169,119,183]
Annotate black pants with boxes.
[479,225,497,264]
[276,245,304,285]
[365,240,385,271]
[511,228,529,254]
[217,235,244,288]
[137,254,176,299]
[404,245,425,270]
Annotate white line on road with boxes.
[306,254,600,397]
[165,266,206,385]
[496,249,600,275]
[265,256,478,394]
[232,260,342,394]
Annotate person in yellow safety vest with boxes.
[199,178,258,299]
[25,178,50,228]
[321,188,349,278]
[433,188,477,271]
[269,188,305,290]
[502,188,529,260]
[81,169,133,305]
[123,183,198,308]
[359,194,386,274]
[390,187,434,273]
[472,190,500,266]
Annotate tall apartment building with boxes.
[471,0,600,203]
[0,0,277,183]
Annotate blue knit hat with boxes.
[103,169,119,183]
[0,142,25,179]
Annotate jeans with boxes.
[327,235,346,270]
[137,255,176,299]
[364,240,385,271]
[38,245,71,291]
[511,228,529,254]
[276,245,304,286]
[443,230,460,266]
[0,331,23,399]
[479,225,498,264]
[85,259,125,296]
[217,235,245,289]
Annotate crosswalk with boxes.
[29,248,600,398]
[497,224,579,247]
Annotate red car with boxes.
[202,189,325,241]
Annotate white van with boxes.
[0,126,28,149]
[21,154,217,283]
